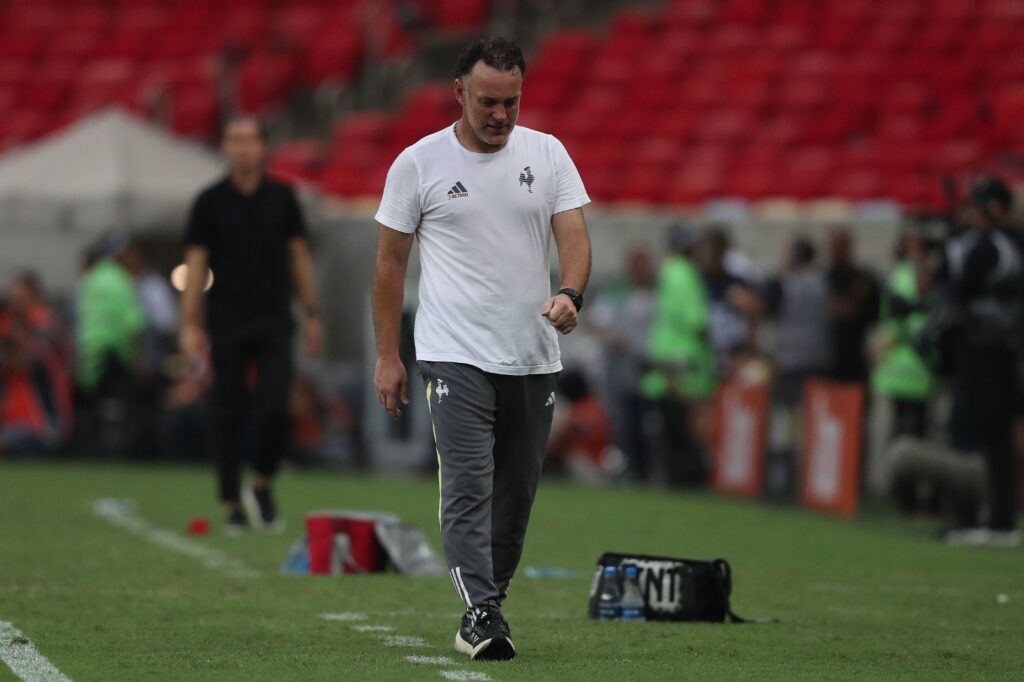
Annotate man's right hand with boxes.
[375,354,410,419]
[179,323,207,371]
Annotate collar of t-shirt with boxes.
[225,176,267,199]
[448,122,515,162]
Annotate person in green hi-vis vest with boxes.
[641,224,715,486]
[872,230,935,439]
[76,241,146,396]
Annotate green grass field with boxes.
[1,460,1022,681]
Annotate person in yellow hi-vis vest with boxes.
[640,224,715,486]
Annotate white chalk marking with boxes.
[92,499,259,578]
[0,620,73,682]
[352,625,394,633]
[405,655,456,666]
[378,635,428,647]
[318,612,367,622]
[440,671,492,681]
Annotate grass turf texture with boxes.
[0,461,1022,681]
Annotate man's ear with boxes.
[454,77,466,107]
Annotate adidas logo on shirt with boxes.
[447,181,469,200]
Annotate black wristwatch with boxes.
[558,287,584,312]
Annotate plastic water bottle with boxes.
[598,566,623,620]
[620,565,646,621]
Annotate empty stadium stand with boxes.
[272,0,1024,208]
[0,0,488,148]
[2,0,1022,208]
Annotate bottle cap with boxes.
[604,566,617,576]
[625,566,638,577]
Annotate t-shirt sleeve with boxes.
[184,193,211,248]
[374,150,421,233]
[550,135,590,215]
[284,185,309,239]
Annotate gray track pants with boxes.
[418,361,557,609]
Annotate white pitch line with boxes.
[377,635,428,648]
[352,625,395,633]
[0,620,72,682]
[405,655,456,666]
[318,612,367,622]
[440,671,491,681]
[92,499,259,578]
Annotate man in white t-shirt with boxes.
[372,37,592,661]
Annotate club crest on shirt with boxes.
[519,166,535,193]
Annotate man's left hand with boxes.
[541,294,578,335]
[304,315,324,356]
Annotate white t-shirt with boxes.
[375,123,590,375]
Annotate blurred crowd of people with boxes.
[4,175,1022,541]
[554,177,1022,542]
[0,235,207,459]
[553,221,880,483]
[0,231,345,466]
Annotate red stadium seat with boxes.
[303,38,363,85]
[238,51,300,114]
[426,0,488,30]
[268,139,328,184]
[169,86,219,139]
[4,0,1018,208]
[331,111,395,151]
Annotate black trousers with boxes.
[210,328,293,502]
[892,398,928,439]
[954,346,1018,530]
[660,396,706,487]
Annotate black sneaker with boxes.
[242,486,285,533]
[224,509,248,536]
[454,605,516,661]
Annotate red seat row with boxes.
[287,0,1024,208]
[0,0,487,151]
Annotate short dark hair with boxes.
[969,175,1013,212]
[13,270,41,297]
[557,368,590,403]
[221,114,268,143]
[791,236,816,266]
[454,37,526,79]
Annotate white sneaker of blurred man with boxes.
[944,527,1022,548]
[242,485,286,533]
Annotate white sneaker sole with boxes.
[454,631,516,661]
[945,528,1022,548]
[241,487,286,533]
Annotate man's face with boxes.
[829,230,852,265]
[8,280,32,311]
[628,250,654,288]
[455,62,522,150]
[964,202,991,231]
[222,119,266,173]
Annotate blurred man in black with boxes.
[944,178,1021,546]
[180,116,322,534]
[826,228,880,384]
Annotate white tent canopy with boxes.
[0,108,227,292]
[0,107,225,232]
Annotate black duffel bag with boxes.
[587,552,774,623]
